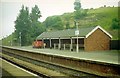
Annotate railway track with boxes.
[1,51,101,78]
[1,53,66,78]
[1,47,104,77]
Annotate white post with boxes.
[76,22,79,52]
[50,38,51,48]
[59,37,61,50]
[64,44,65,50]
[54,44,56,49]
[42,38,44,48]
[76,36,79,52]
[70,38,73,51]
[57,44,59,49]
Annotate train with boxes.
[32,40,44,48]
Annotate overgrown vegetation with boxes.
[111,18,120,29]
[2,6,119,46]
[43,16,64,31]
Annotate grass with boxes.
[1,7,119,46]
[61,7,119,40]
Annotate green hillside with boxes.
[43,7,119,39]
[1,7,119,46]
[61,7,118,27]
[58,7,119,39]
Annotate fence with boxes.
[110,40,120,50]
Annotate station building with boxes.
[36,26,112,51]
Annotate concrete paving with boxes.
[4,46,120,65]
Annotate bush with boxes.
[111,18,120,29]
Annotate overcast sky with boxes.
[0,0,119,40]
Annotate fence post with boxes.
[64,44,66,50]
[54,44,56,49]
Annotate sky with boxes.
[0,0,119,40]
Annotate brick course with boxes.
[84,28,111,51]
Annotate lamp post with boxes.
[75,21,79,52]
[74,21,79,52]
[19,32,21,46]
[11,34,13,46]
[74,0,80,52]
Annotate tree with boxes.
[74,0,87,20]
[14,5,44,46]
[44,16,64,30]
[30,5,41,22]
[63,13,71,29]
[74,0,81,20]
[14,5,31,46]
[66,21,70,29]
[30,5,44,41]
[74,0,81,11]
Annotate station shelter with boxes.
[36,26,112,52]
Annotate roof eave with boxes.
[85,25,112,38]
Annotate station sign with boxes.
[75,30,79,36]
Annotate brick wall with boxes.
[84,28,111,51]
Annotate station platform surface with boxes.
[3,46,120,65]
[0,58,38,77]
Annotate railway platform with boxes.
[12,46,119,65]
